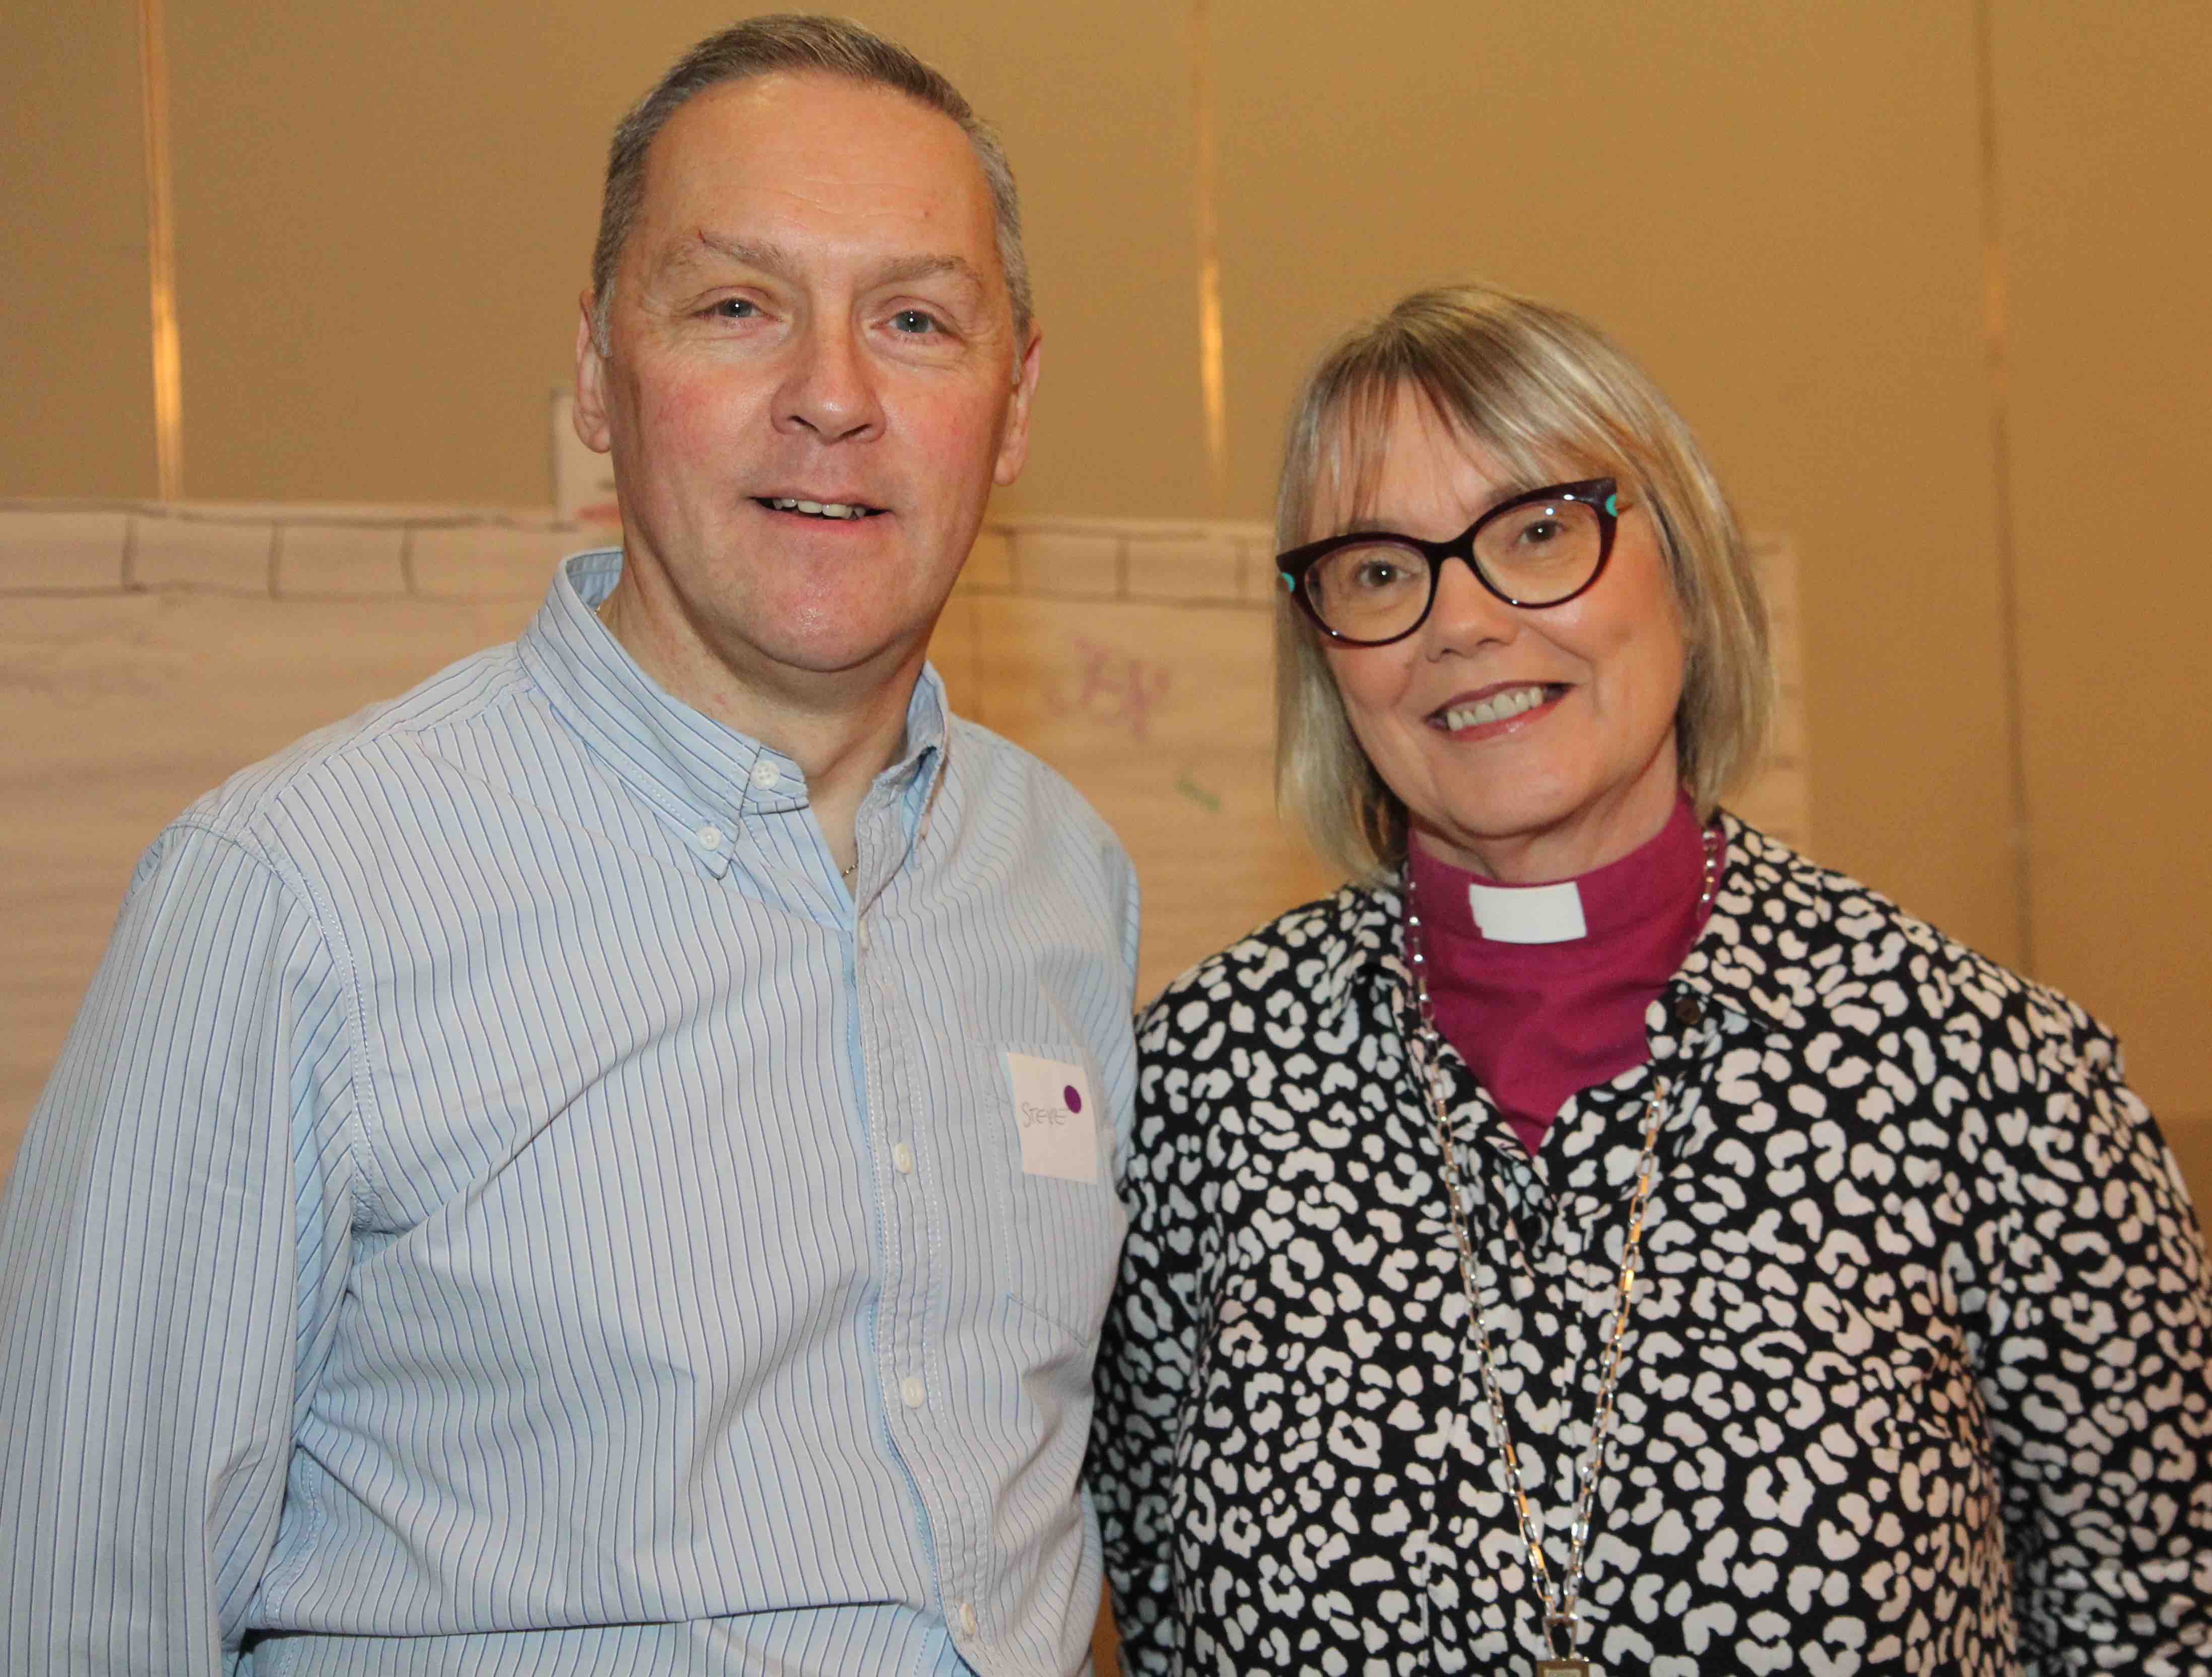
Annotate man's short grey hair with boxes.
[589,13,1032,356]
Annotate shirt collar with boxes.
[517,550,949,877]
[1333,812,1833,1035]
[1409,792,1705,946]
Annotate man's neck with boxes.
[595,583,918,875]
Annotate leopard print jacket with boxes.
[1092,818,2212,1675]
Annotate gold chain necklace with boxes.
[1400,826,1716,1675]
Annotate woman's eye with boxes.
[1518,517,1562,545]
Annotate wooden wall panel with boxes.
[1992,0,2212,1163]
[157,0,1204,520]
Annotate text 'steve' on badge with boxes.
[1001,1053,1098,1184]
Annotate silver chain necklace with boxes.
[1400,826,1717,1676]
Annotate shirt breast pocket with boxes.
[971,1038,1126,1345]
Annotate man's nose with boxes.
[774,318,884,443]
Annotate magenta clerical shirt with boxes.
[1407,793,1718,1153]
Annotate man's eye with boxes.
[891,309,941,335]
[708,298,760,319]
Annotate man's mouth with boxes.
[1433,684,1563,730]
[755,496,885,521]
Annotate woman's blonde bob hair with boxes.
[1276,282,1773,883]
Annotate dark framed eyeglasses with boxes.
[1278,478,1620,647]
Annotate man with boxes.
[0,18,1137,1675]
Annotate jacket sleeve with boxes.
[1976,990,2212,1672]
[1089,989,1212,1676]
[0,823,361,1675]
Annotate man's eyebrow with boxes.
[668,232,988,297]
[868,253,988,295]
[676,231,796,276]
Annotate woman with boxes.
[1091,284,2212,1675]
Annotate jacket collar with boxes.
[1674,814,1844,1032]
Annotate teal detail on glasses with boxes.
[1279,572,1294,590]
[1604,493,1619,516]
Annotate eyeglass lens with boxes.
[1302,495,1605,641]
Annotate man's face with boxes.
[575,72,1039,694]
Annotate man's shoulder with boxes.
[179,640,530,860]
[944,710,1129,867]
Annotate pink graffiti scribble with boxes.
[1056,635,1171,741]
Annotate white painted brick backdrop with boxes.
[0,499,1808,1180]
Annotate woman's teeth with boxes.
[765,498,874,520]
[1440,686,1552,729]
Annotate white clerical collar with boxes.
[1463,878,1588,944]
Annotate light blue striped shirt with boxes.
[0,551,1141,1676]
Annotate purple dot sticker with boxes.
[1063,1085,1083,1114]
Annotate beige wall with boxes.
[5,4,2207,1157]
[138,0,1209,518]
[2,1,158,496]
[1995,5,2212,1148]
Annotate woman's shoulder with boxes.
[1721,814,2019,986]
[1715,813,2114,1059]
[1138,878,1394,1041]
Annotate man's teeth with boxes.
[1441,686,1551,729]
[766,497,874,520]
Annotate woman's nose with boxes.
[1422,554,1520,656]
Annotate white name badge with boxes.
[1466,878,1588,944]
[1002,1053,1099,1184]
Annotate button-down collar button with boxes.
[694,823,725,852]
[1673,995,1704,1028]
[900,1375,926,1408]
[892,1142,914,1175]
[750,760,780,791]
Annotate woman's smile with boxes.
[1428,680,1568,735]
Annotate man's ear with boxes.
[991,325,1044,487]
[572,293,613,454]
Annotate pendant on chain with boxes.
[1536,1615,1589,1676]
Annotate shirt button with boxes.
[694,824,725,852]
[892,1142,914,1175]
[958,1601,978,1638]
[856,920,870,952]
[900,1375,926,1408]
[1673,995,1704,1028]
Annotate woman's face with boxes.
[1321,386,1688,883]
